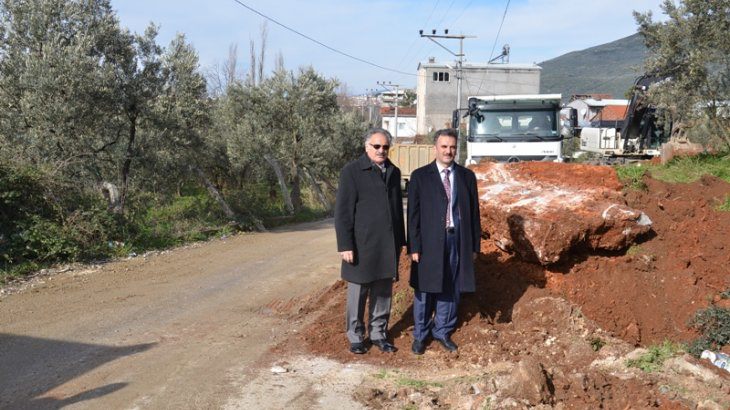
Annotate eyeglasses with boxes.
[369,143,390,151]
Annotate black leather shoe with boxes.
[411,339,426,355]
[434,336,458,352]
[371,339,397,353]
[349,342,368,354]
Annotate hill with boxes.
[539,33,648,100]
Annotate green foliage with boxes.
[626,341,683,372]
[625,245,643,256]
[687,306,730,357]
[590,337,606,352]
[717,195,730,212]
[0,162,127,283]
[0,1,364,282]
[615,163,648,190]
[614,151,730,190]
[635,0,730,149]
[649,152,730,183]
[396,377,444,389]
[124,191,233,251]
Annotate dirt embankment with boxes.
[292,165,730,409]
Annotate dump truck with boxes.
[389,144,434,191]
[461,94,564,164]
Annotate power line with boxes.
[397,0,442,70]
[229,0,416,77]
[476,0,511,94]
[488,0,511,62]
[449,0,476,27]
[433,0,459,29]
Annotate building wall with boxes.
[382,115,417,138]
[416,63,541,135]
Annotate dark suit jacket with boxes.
[335,154,406,284]
[408,161,481,293]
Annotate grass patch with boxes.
[626,245,643,256]
[0,262,41,285]
[687,306,730,357]
[614,151,730,191]
[371,369,444,389]
[716,195,730,212]
[396,377,444,389]
[615,163,649,190]
[626,341,683,372]
[650,152,730,183]
[590,337,606,352]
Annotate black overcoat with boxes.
[408,161,481,293]
[335,154,406,284]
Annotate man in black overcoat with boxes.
[335,128,406,354]
[408,128,481,354]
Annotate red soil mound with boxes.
[292,170,730,408]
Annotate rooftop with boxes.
[591,105,629,122]
[417,61,541,71]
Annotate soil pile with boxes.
[293,166,730,409]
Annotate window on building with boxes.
[432,71,450,82]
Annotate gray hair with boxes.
[363,128,393,146]
[433,128,458,144]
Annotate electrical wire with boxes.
[476,0,510,94]
[396,0,442,70]
[449,0,476,27]
[229,0,416,77]
[488,0,511,62]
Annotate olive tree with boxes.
[635,0,730,149]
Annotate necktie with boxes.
[443,169,451,228]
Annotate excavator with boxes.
[578,75,701,163]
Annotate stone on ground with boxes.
[473,161,652,265]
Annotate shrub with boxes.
[688,306,730,357]
[626,341,683,372]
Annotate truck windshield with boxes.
[470,109,559,141]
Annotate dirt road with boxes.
[0,219,356,409]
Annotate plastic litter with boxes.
[700,350,729,372]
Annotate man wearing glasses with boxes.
[335,128,406,354]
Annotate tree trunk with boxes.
[100,181,121,212]
[302,166,331,213]
[290,165,302,213]
[117,114,137,214]
[264,153,294,215]
[192,165,266,232]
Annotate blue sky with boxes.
[110,0,666,93]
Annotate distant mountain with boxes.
[539,33,648,100]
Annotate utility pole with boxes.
[419,29,475,163]
[377,81,400,140]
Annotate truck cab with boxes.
[465,94,564,165]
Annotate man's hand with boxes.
[411,252,420,263]
[340,250,354,264]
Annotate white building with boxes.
[381,106,417,140]
[567,98,629,127]
[416,59,542,135]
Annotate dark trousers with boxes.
[413,229,460,341]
